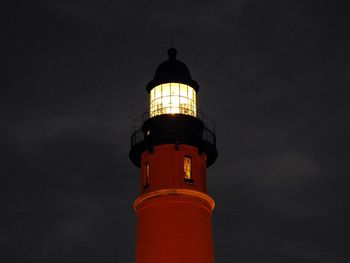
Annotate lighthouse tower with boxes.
[129,48,218,263]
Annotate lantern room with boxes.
[146,48,200,117]
[150,83,197,117]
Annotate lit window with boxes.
[184,156,192,182]
[150,83,197,117]
[144,163,150,188]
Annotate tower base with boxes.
[134,189,215,263]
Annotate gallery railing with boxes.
[130,106,216,148]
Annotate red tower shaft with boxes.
[134,144,215,262]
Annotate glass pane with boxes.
[179,84,187,97]
[170,83,179,96]
[188,88,193,99]
[150,88,154,101]
[162,83,170,97]
[170,95,179,106]
[154,99,161,115]
[179,96,188,114]
[155,85,162,99]
[150,101,154,116]
[161,96,169,113]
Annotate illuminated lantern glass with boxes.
[150,83,197,117]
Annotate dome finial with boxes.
[168,48,177,60]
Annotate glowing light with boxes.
[150,83,196,117]
[184,156,192,180]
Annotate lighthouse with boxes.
[129,48,218,263]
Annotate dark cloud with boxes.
[3,0,350,262]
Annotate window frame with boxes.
[183,156,193,183]
[144,162,150,188]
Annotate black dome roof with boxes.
[146,48,199,93]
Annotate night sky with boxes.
[3,1,350,262]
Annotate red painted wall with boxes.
[140,144,208,193]
[134,144,215,263]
